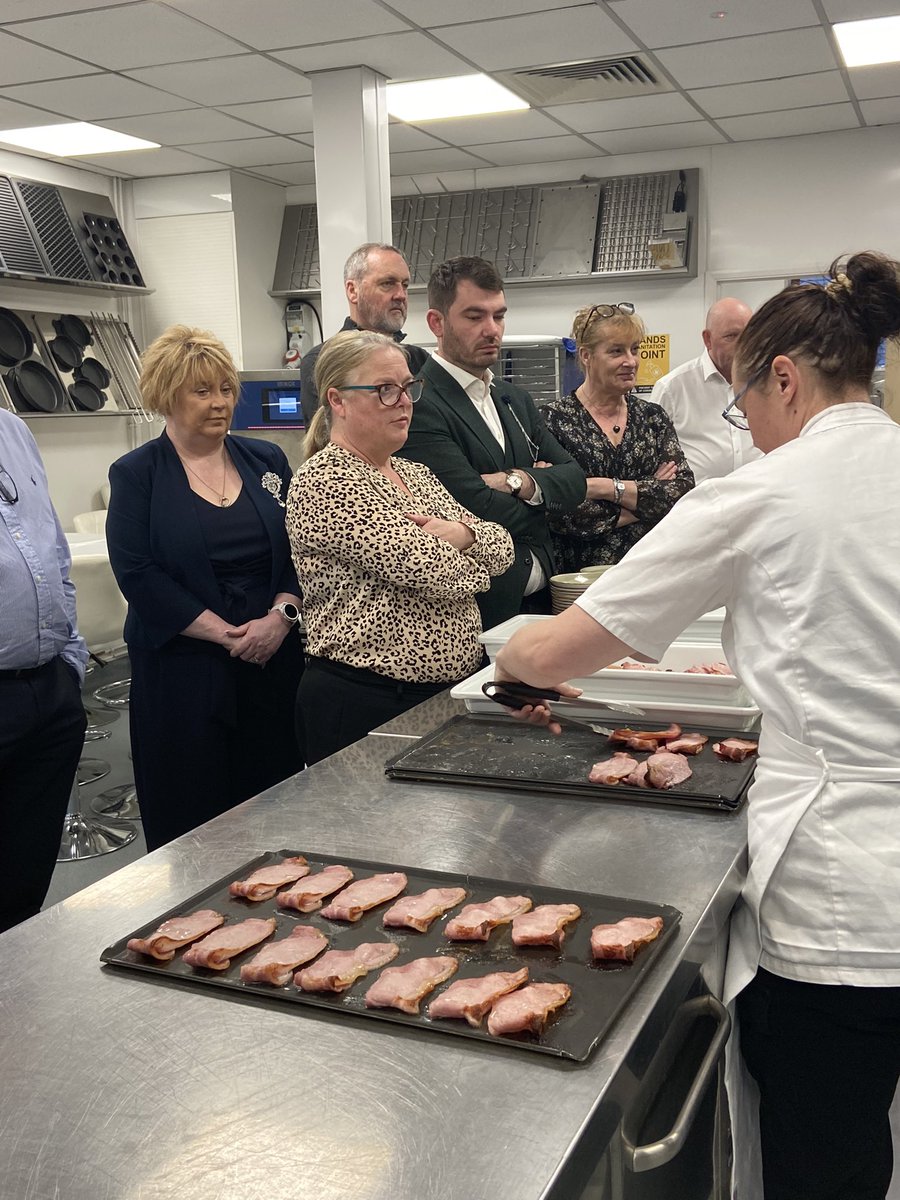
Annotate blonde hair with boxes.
[140,325,240,417]
[572,304,646,359]
[301,329,408,461]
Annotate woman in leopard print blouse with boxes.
[288,331,513,764]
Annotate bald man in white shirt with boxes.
[650,298,761,483]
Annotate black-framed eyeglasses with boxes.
[585,302,636,326]
[339,379,423,407]
[0,464,17,505]
[722,364,769,431]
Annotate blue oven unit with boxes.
[232,371,305,431]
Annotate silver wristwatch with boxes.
[269,601,300,625]
[613,478,625,504]
[506,471,524,497]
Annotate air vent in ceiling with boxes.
[496,56,668,106]
[0,175,47,277]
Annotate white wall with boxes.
[230,172,290,369]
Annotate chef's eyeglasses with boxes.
[722,364,769,431]
[339,379,423,406]
[0,463,17,505]
[585,302,636,326]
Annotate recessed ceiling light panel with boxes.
[387,74,529,122]
[834,15,900,68]
[0,122,159,157]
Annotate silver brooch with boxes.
[261,471,285,508]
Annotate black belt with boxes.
[0,658,57,681]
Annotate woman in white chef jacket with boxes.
[495,251,900,1200]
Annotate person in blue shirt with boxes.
[0,408,87,932]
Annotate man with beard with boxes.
[299,243,428,423]
[398,256,585,629]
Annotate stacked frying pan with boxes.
[0,307,65,413]
[49,314,109,411]
[0,309,111,413]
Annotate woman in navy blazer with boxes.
[107,326,303,850]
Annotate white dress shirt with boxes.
[649,348,761,483]
[432,351,545,594]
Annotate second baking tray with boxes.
[385,714,755,811]
[101,850,681,1063]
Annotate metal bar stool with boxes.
[58,553,137,859]
[91,783,140,821]
[58,778,136,861]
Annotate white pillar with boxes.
[309,66,392,334]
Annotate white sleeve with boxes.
[575,480,736,660]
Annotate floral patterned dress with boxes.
[542,391,694,572]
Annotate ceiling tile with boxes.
[655,27,837,89]
[6,3,244,71]
[0,95,67,128]
[1,72,193,119]
[75,146,225,176]
[389,146,492,173]
[861,95,900,123]
[689,71,852,119]
[126,55,309,106]
[847,63,900,100]
[274,31,470,82]
[469,135,599,167]
[97,108,264,145]
[432,6,637,72]
[403,110,565,146]
[716,103,860,141]
[588,121,727,154]
[387,124,447,152]
[0,0,124,17]
[181,136,314,167]
[386,0,584,25]
[609,0,820,49]
[545,92,698,133]
[248,161,316,185]
[0,29,100,85]
[821,0,900,17]
[164,0,407,51]
[218,96,313,135]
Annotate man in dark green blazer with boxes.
[398,256,586,630]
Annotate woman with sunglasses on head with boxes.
[495,251,900,1200]
[542,302,694,573]
[288,330,513,764]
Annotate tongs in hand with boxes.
[481,680,644,735]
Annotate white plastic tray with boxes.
[451,663,760,733]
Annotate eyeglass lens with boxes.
[0,465,17,504]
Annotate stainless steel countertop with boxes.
[0,697,747,1200]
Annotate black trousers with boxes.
[738,967,900,1200]
[298,657,453,766]
[130,637,304,852]
[0,657,86,933]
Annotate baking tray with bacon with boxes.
[101,850,681,1063]
[385,715,756,812]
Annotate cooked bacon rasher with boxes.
[511,904,581,949]
[126,909,224,961]
[591,916,664,962]
[182,917,276,971]
[364,956,459,1014]
[445,895,532,941]
[276,864,354,912]
[486,982,571,1037]
[383,887,467,933]
[320,873,408,922]
[239,925,328,986]
[428,969,529,1027]
[229,856,310,902]
[295,942,399,993]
